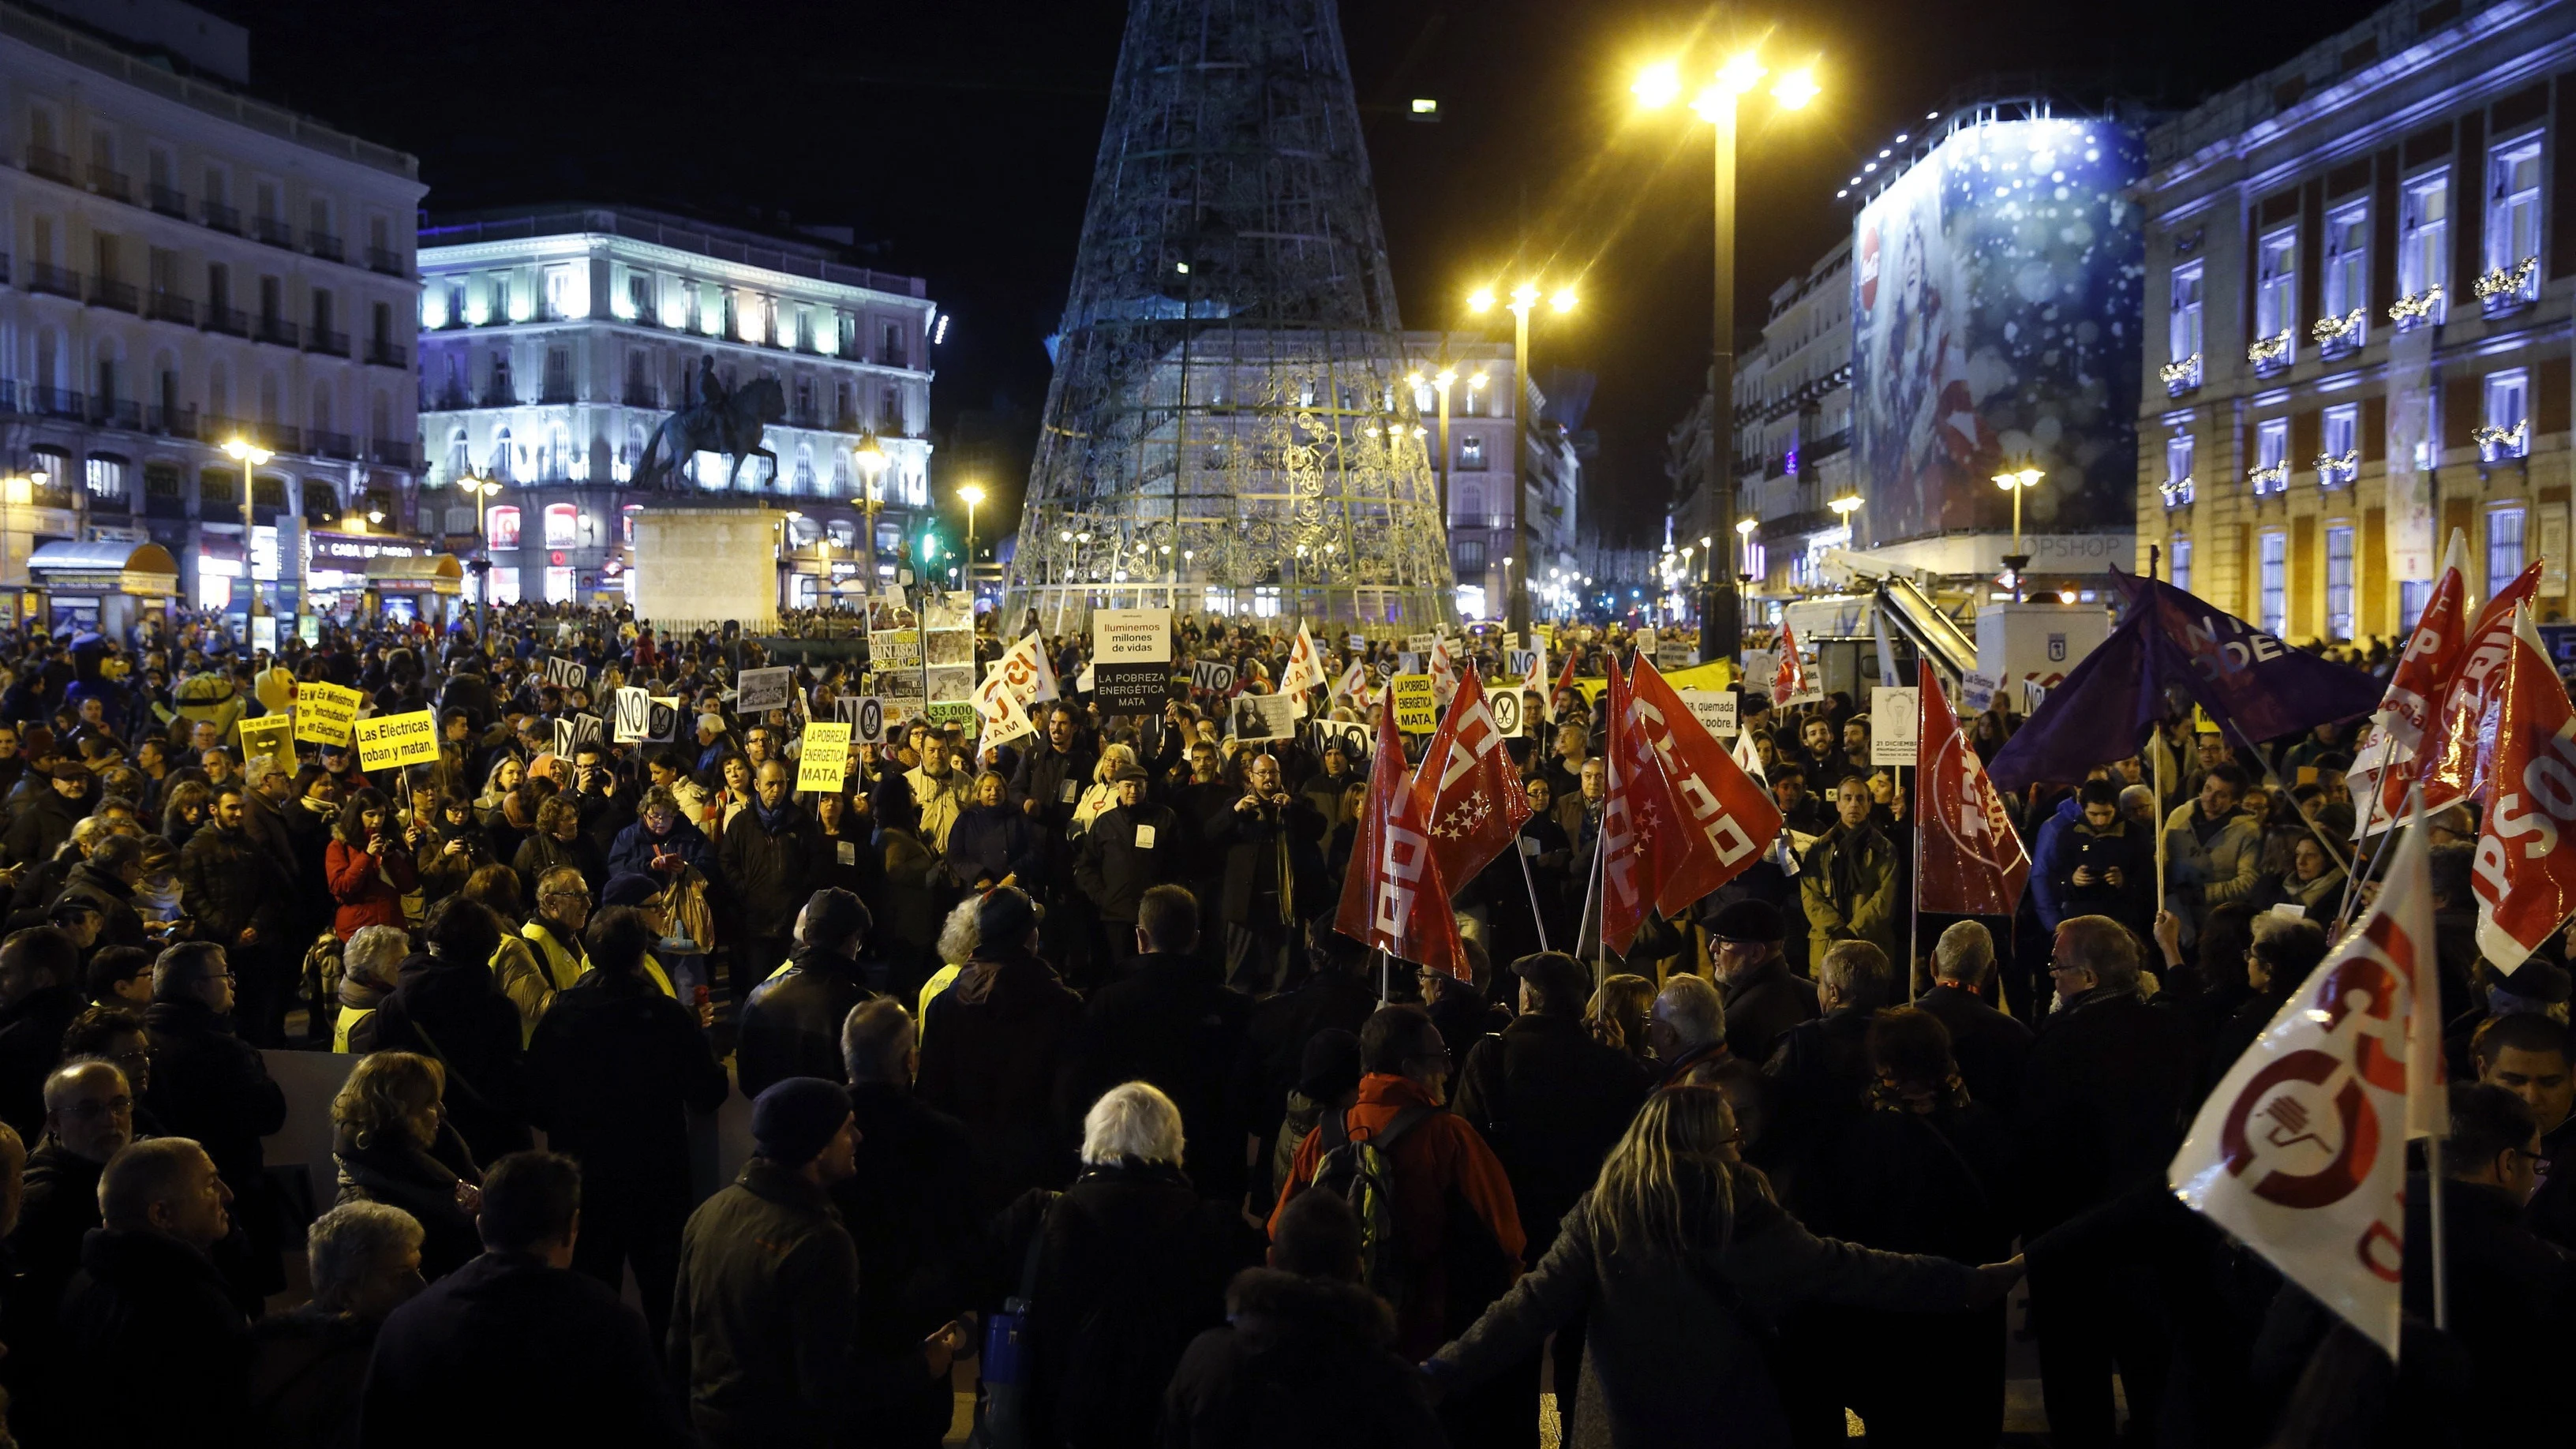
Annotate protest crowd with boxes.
[0,552,2567,1449]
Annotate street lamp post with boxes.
[1993,465,2042,601]
[1735,515,1758,597]
[221,438,273,635]
[855,434,890,591]
[1468,283,1574,633]
[1637,51,1818,666]
[958,482,985,613]
[459,473,504,648]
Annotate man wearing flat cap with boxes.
[1073,762,1182,969]
[670,1078,968,1448]
[1703,899,1819,1066]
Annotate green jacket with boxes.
[668,1159,924,1448]
[1798,822,1900,960]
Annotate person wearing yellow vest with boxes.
[735,887,877,1098]
[524,866,595,991]
[599,870,682,999]
[330,924,410,1053]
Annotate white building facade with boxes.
[1399,331,1580,620]
[416,206,937,611]
[0,0,425,623]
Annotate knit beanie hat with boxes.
[751,1078,851,1166]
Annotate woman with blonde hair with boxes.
[329,1050,483,1279]
[1585,973,1658,1064]
[1426,1086,2021,1448]
[1073,742,1137,834]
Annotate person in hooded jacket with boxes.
[994,1081,1266,1449]
[736,888,880,1098]
[350,897,530,1163]
[1163,1187,1447,1449]
[916,886,1085,1210]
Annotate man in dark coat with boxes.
[718,759,819,1003]
[1762,941,1897,1198]
[3,1058,134,1442]
[0,923,82,1137]
[1706,899,1818,1066]
[180,785,289,1045]
[1209,751,1326,993]
[1234,920,1380,1205]
[1059,884,1253,1201]
[1163,1189,1447,1449]
[51,833,149,951]
[1915,920,2033,1118]
[2019,915,2195,1449]
[2,759,87,867]
[735,888,879,1098]
[350,898,528,1163]
[361,1151,695,1449]
[1072,764,1183,968]
[1455,950,1649,1259]
[668,1079,962,1447]
[525,906,731,1348]
[144,939,290,1301]
[915,887,1086,1210]
[59,1137,254,1447]
[838,1001,987,1449]
[1011,703,1100,978]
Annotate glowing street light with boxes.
[1463,279,1579,631]
[1994,465,2044,601]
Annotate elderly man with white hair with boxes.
[1915,920,2034,1116]
[249,1201,426,1445]
[993,1081,1266,1448]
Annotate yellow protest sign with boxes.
[351,710,442,772]
[796,722,852,792]
[1389,673,1437,733]
[293,682,364,745]
[1574,657,1735,704]
[236,713,294,770]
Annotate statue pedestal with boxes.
[630,506,790,630]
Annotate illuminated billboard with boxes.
[1850,114,2145,548]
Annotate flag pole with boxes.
[2335,728,2408,935]
[2427,1131,2449,1331]
[2153,727,2169,919]
[1576,814,1606,967]
[1515,843,1552,954]
[2218,715,2356,874]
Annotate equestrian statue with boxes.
[633,358,786,491]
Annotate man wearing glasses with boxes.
[5,1059,137,1440]
[142,941,286,1303]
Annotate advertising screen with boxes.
[1851,115,2145,547]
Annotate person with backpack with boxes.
[989,1081,1264,1449]
[1268,1005,1526,1440]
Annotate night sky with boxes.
[222,0,2367,548]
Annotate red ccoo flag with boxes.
[1335,703,1467,977]
[2415,560,2544,820]
[1624,656,1783,915]
[1554,641,1582,699]
[2346,535,2471,836]
[1914,659,2030,915]
[1598,658,1679,957]
[1410,670,1534,893]
[2470,603,2576,974]
[1773,623,1811,705]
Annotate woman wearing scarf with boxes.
[944,770,1041,894]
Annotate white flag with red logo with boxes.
[1522,640,1548,720]
[972,668,1036,747]
[2413,559,2544,819]
[2470,605,2576,973]
[2169,814,2443,1359]
[995,631,1060,708]
[1428,637,1458,707]
[1915,660,2029,915]
[1335,704,1466,976]
[1625,657,1781,916]
[1410,670,1534,893]
[1773,623,1816,705]
[2346,534,2468,837]
[1279,623,1327,710]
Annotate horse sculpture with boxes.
[632,372,786,492]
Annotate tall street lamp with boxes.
[221,437,273,631]
[1406,360,1460,558]
[855,433,890,588]
[1993,465,2042,601]
[1468,281,1574,633]
[1735,515,1758,594]
[459,472,504,646]
[958,482,985,610]
[1636,47,1819,665]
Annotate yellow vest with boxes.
[645,953,676,998]
[764,957,796,987]
[522,919,589,993]
[917,964,962,1032]
[332,1005,373,1054]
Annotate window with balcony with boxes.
[2479,369,2529,461]
[2170,534,2192,593]
[2259,530,2287,635]
[2489,506,2527,593]
[543,503,577,548]
[2252,417,2290,494]
[2162,432,2195,507]
[487,505,521,548]
[84,457,122,502]
[2320,402,2359,487]
[1453,537,1488,576]
[1463,380,1487,417]
[2481,138,2544,312]
[880,385,901,433]
[2252,227,2297,369]
[2395,171,2449,327]
[1458,434,1488,470]
[2164,262,2204,393]
[2319,204,2368,354]
[2325,525,2355,640]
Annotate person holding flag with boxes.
[1277,623,1328,714]
[1335,705,1467,983]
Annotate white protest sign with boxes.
[1679,687,1739,739]
[736,667,795,715]
[1870,687,1919,766]
[612,687,653,743]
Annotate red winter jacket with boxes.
[325,837,416,938]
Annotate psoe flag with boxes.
[1914,660,2028,916]
[2470,605,2576,974]
[2169,815,2443,1360]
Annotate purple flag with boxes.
[1987,571,2384,794]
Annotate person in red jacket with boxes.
[326,788,417,939]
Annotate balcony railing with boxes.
[538,384,578,404]
[28,387,85,420]
[2388,286,2443,331]
[2247,331,2293,377]
[86,164,128,201]
[365,339,405,368]
[255,316,300,348]
[429,388,471,412]
[305,230,344,263]
[148,184,187,219]
[24,261,80,299]
[365,245,405,276]
[146,404,200,437]
[2475,420,2530,463]
[478,386,518,408]
[2248,461,2290,496]
[373,439,416,468]
[2476,256,2540,318]
[311,429,358,459]
[202,200,241,234]
[145,290,195,325]
[87,276,137,313]
[2159,477,2196,509]
[2312,309,2364,359]
[2316,451,2359,489]
[623,384,661,408]
[307,328,350,357]
[92,398,140,430]
[203,305,248,336]
[252,215,294,249]
[24,146,72,185]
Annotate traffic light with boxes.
[919,527,941,566]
